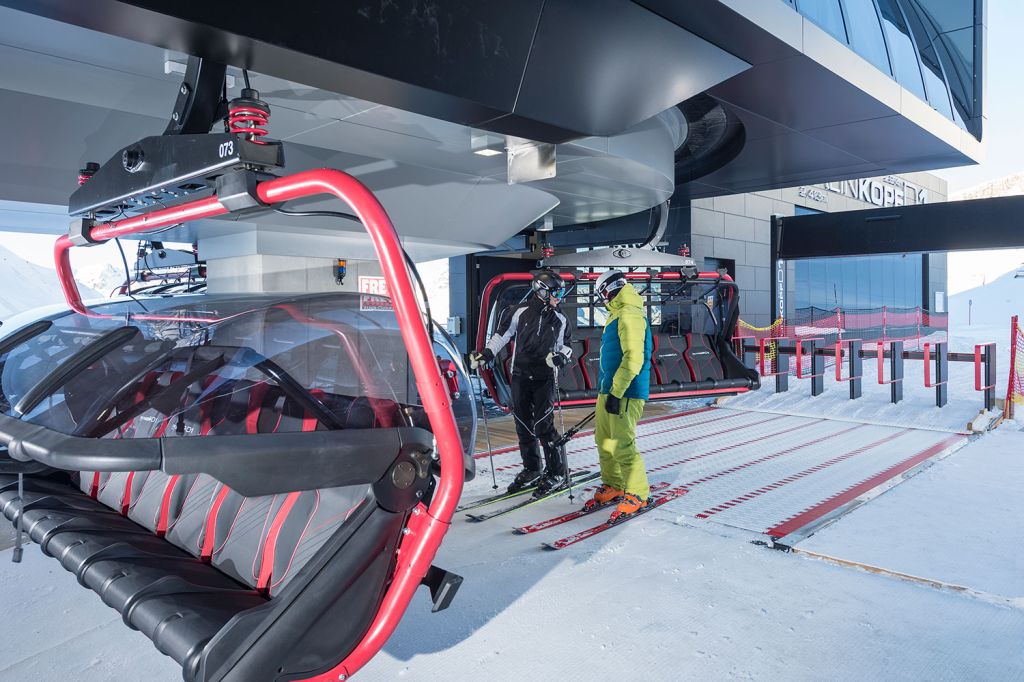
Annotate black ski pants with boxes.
[510,370,561,474]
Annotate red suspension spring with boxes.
[227,88,271,144]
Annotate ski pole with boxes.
[553,366,574,502]
[553,410,596,448]
[473,371,498,490]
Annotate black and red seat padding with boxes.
[0,353,434,681]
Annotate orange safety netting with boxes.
[1007,315,1023,419]
[737,305,949,377]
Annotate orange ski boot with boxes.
[608,492,649,523]
[584,484,624,511]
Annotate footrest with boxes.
[421,564,463,612]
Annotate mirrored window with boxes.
[842,0,892,75]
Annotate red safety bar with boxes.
[875,342,901,385]
[834,340,861,383]
[923,342,947,388]
[557,387,750,407]
[795,338,823,379]
[756,336,793,378]
[52,168,465,680]
[974,342,997,391]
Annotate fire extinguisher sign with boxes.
[359,276,393,311]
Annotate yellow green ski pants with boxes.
[595,394,649,498]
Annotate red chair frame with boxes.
[52,168,464,681]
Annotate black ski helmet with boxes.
[531,268,565,302]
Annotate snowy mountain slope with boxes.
[949,267,1024,329]
[0,243,102,321]
[951,171,1024,200]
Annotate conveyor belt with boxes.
[465,407,967,541]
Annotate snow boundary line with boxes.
[767,434,966,539]
[719,404,971,436]
[694,429,913,521]
[789,548,1024,612]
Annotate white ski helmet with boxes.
[595,269,627,302]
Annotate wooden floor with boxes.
[472,400,697,454]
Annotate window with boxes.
[842,0,893,75]
[901,1,955,118]
[797,0,848,42]
[875,0,927,100]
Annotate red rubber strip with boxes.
[765,434,964,538]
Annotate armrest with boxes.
[0,446,51,475]
[0,413,435,497]
[162,427,434,496]
[0,414,162,470]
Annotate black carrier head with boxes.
[531,268,565,303]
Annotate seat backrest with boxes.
[653,334,690,385]
[76,369,385,597]
[556,340,588,394]
[685,334,725,382]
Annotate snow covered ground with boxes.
[2,405,1022,681]
[797,428,1024,600]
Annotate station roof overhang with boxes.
[650,0,985,199]
[0,0,985,259]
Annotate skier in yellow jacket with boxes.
[587,269,653,521]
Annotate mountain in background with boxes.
[0,243,102,320]
[951,172,1024,200]
[76,263,125,297]
[949,266,1024,328]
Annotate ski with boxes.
[456,483,539,513]
[541,487,689,550]
[465,471,601,522]
[455,468,594,513]
[512,482,670,535]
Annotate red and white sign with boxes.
[358,275,393,311]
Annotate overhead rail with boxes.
[774,195,1024,260]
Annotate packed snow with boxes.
[797,428,1024,600]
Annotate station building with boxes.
[687,171,949,327]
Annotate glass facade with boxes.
[784,0,983,139]
[793,254,923,310]
[790,205,928,313]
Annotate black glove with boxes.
[469,348,494,370]
[545,352,570,369]
[604,394,621,415]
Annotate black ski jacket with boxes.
[485,297,572,376]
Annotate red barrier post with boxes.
[975,342,997,412]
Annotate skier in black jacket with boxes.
[470,269,573,495]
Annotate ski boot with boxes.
[507,468,542,494]
[534,469,570,497]
[608,492,651,523]
[535,441,570,496]
[584,484,624,511]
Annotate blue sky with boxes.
[937,1,1022,193]
[936,1,1024,294]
